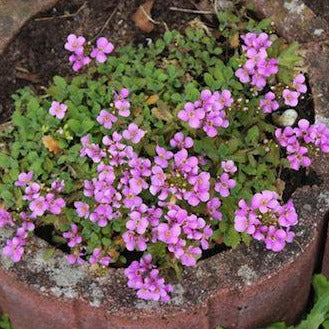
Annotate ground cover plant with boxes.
[0,5,329,302]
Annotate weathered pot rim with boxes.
[0,0,329,322]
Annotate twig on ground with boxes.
[169,6,214,15]
[34,2,87,21]
[89,5,119,43]
[15,67,41,83]
[294,239,305,253]
[140,3,161,25]
[140,4,169,32]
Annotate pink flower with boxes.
[218,90,233,108]
[207,198,222,221]
[287,146,311,170]
[51,179,65,193]
[63,224,82,248]
[64,34,86,54]
[221,160,237,174]
[129,177,148,195]
[122,231,147,251]
[0,209,14,228]
[23,182,40,201]
[178,102,205,128]
[2,236,25,262]
[49,101,67,119]
[69,53,91,72]
[123,123,145,144]
[257,58,278,77]
[251,190,279,213]
[260,92,279,114]
[155,145,173,168]
[126,211,149,235]
[66,252,85,265]
[89,248,111,266]
[125,255,173,302]
[264,226,287,252]
[180,246,201,267]
[235,67,250,83]
[282,89,299,107]
[122,187,142,209]
[215,173,236,197]
[293,74,307,94]
[74,201,90,218]
[15,171,33,187]
[90,37,114,63]
[114,88,131,117]
[157,223,181,244]
[29,196,48,217]
[46,193,66,215]
[97,110,117,129]
[170,132,194,149]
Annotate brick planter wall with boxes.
[0,184,328,329]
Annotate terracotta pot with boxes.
[0,1,329,329]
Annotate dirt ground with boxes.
[304,0,329,24]
[0,0,200,122]
[0,0,327,123]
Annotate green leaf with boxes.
[0,153,17,169]
[147,242,167,260]
[246,126,260,145]
[0,314,13,329]
[204,73,215,88]
[163,31,173,44]
[223,227,240,248]
[43,248,55,261]
[67,118,95,137]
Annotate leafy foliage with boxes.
[0,9,303,268]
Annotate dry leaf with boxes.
[132,0,155,33]
[114,236,126,248]
[275,178,286,199]
[108,248,120,259]
[42,135,61,154]
[151,100,173,122]
[146,94,159,105]
[229,33,240,48]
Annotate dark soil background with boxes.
[0,0,328,123]
[304,0,329,24]
[0,0,200,122]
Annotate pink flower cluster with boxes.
[275,119,329,170]
[235,32,278,90]
[125,254,173,302]
[0,209,14,228]
[64,34,114,71]
[153,204,213,266]
[282,74,307,107]
[96,88,132,129]
[74,110,238,300]
[2,228,27,263]
[259,92,279,114]
[62,222,112,266]
[2,172,66,262]
[150,146,211,206]
[215,161,237,197]
[234,190,297,252]
[178,89,232,137]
